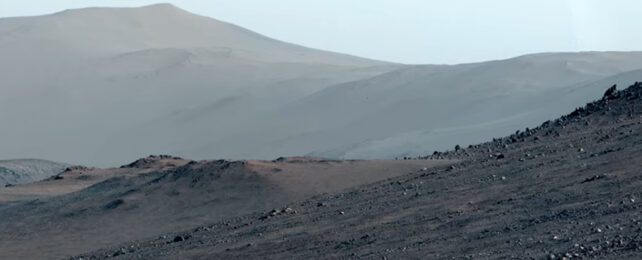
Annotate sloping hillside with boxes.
[194,53,642,160]
[0,156,449,259]
[0,159,69,186]
[77,82,642,259]
[0,4,397,167]
[4,6,642,167]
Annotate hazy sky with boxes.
[1,0,641,64]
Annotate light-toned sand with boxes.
[248,157,450,195]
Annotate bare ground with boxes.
[0,156,449,259]
[2,84,642,259]
[74,83,642,259]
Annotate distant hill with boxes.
[0,155,448,259]
[0,4,397,167]
[77,82,642,259]
[2,4,642,167]
[191,52,642,160]
[0,159,69,186]
[3,82,642,259]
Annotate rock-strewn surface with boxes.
[0,156,448,259]
[78,82,642,259]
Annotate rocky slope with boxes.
[75,82,642,259]
[0,159,69,186]
[0,156,449,259]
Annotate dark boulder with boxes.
[603,84,617,99]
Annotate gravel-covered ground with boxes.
[76,83,642,259]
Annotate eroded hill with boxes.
[0,156,449,259]
[0,159,69,187]
[75,82,642,259]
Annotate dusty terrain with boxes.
[3,4,642,260]
[63,82,642,259]
[0,159,69,187]
[3,82,642,259]
[4,5,642,167]
[0,156,449,259]
[0,156,187,202]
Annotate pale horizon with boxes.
[2,2,642,259]
[1,0,641,64]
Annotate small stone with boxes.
[283,207,295,214]
[113,248,127,257]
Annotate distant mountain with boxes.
[187,52,642,159]
[4,82,642,259]
[2,4,642,166]
[298,53,642,159]
[77,82,642,260]
[0,159,69,186]
[0,4,398,166]
[0,3,387,64]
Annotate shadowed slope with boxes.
[79,82,642,259]
[0,155,450,259]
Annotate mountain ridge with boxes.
[0,3,389,66]
[74,82,642,259]
[0,4,400,167]
[2,5,642,167]
[0,159,70,187]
